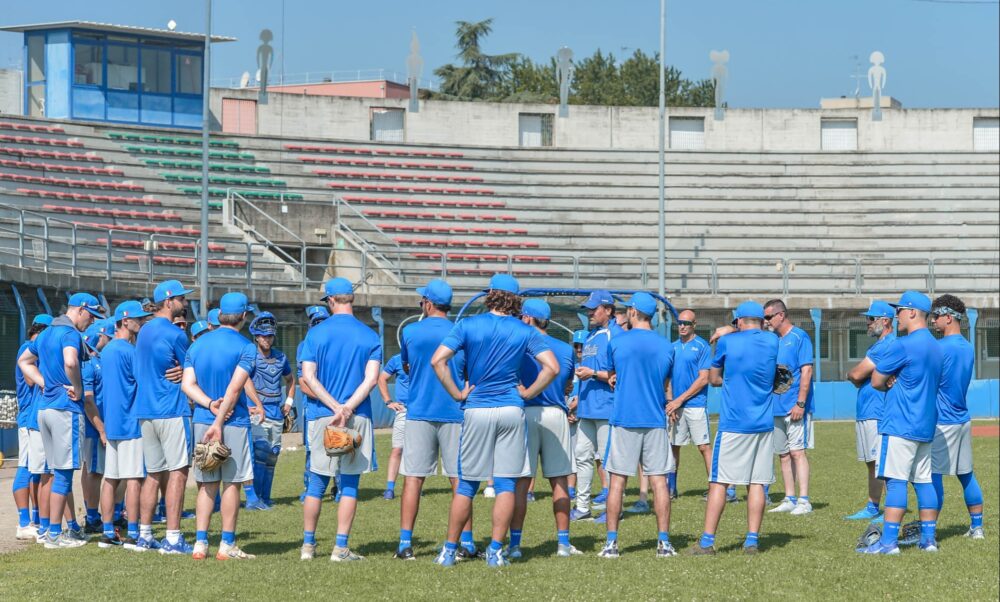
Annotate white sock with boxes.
[166,530,181,545]
[139,524,152,539]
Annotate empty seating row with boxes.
[363,209,515,221]
[393,236,540,249]
[298,156,473,171]
[328,182,493,195]
[379,223,527,235]
[343,195,504,208]
[411,252,551,263]
[0,134,83,147]
[43,204,180,222]
[0,121,65,134]
[314,169,483,183]
[73,221,199,236]
[122,254,246,268]
[17,187,161,206]
[0,158,122,176]
[109,132,239,148]
[176,186,304,201]
[285,143,463,158]
[124,145,254,161]
[446,267,561,278]
[0,146,102,162]
[163,173,286,187]
[0,172,143,191]
[142,158,270,174]
[97,238,225,252]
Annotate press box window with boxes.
[669,117,705,150]
[370,108,405,142]
[821,118,858,151]
[518,113,553,147]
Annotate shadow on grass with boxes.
[716,531,804,553]
[523,533,601,556]
[936,523,973,542]
[621,532,693,554]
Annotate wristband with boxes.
[284,396,294,407]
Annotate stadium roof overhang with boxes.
[0,21,236,43]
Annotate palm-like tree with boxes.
[434,19,518,100]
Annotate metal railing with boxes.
[212,69,439,90]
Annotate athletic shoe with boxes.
[456,545,485,561]
[688,545,716,556]
[382,489,395,501]
[526,492,536,503]
[151,510,166,524]
[192,541,209,560]
[121,536,138,551]
[15,525,38,540]
[35,531,48,544]
[768,497,797,513]
[726,491,740,504]
[65,528,87,543]
[625,500,650,514]
[217,542,255,560]
[485,547,509,567]
[244,499,270,511]
[569,508,592,522]
[84,519,103,535]
[300,543,315,561]
[132,536,161,552]
[330,546,364,562]
[557,543,583,557]
[593,490,609,505]
[180,510,196,519]
[593,511,608,524]
[669,491,679,501]
[483,486,496,498]
[98,533,124,549]
[393,546,415,560]
[590,501,607,514]
[597,541,620,559]
[656,541,677,558]
[857,542,900,555]
[44,532,87,549]
[966,526,985,540]
[434,548,456,567]
[114,517,128,531]
[870,514,885,525]
[918,541,939,553]
[262,499,274,509]
[507,544,522,559]
[744,545,759,555]
[845,505,881,520]
[790,499,813,515]
[159,536,194,555]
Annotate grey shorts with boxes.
[931,422,974,476]
[575,418,610,465]
[604,426,673,477]
[856,419,880,462]
[251,419,284,451]
[38,409,84,471]
[773,414,813,454]
[875,434,932,484]
[711,431,775,486]
[457,406,530,482]
[193,423,254,484]
[391,408,407,449]
[27,428,47,474]
[140,417,192,473]
[307,414,375,477]
[670,407,711,447]
[105,438,144,480]
[525,406,573,478]
[402,419,461,478]
[17,427,30,468]
[82,434,106,475]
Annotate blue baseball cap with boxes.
[581,290,615,310]
[83,319,113,349]
[249,311,277,336]
[113,300,150,322]
[32,314,53,326]
[861,300,895,319]
[68,292,105,317]
[322,277,353,300]
[306,305,329,320]
[572,329,588,345]
[207,308,221,326]
[190,320,211,339]
[889,290,932,313]
[626,292,657,316]
[487,273,519,294]
[153,279,194,303]
[731,300,765,324]
[521,298,551,320]
[219,292,249,314]
[416,279,453,306]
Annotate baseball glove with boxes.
[898,520,921,546]
[856,522,882,552]
[324,425,362,457]
[773,364,794,394]
[283,406,298,433]
[193,440,231,472]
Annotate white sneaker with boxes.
[192,541,209,560]
[300,543,316,561]
[483,487,496,498]
[966,526,985,540]
[557,543,583,557]
[44,533,87,549]
[216,542,255,560]
[16,524,39,540]
[790,499,813,515]
[330,546,364,562]
[768,497,797,513]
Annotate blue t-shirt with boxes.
[249,348,292,421]
[608,330,674,428]
[936,334,974,425]
[34,317,86,414]
[440,313,549,410]
[15,341,40,429]
[875,328,943,442]
[382,354,410,406]
[521,334,575,412]
[101,338,141,441]
[771,326,815,416]
[299,314,382,421]
[712,329,779,434]
[185,328,256,427]
[670,336,712,409]
[134,316,190,420]
[400,317,465,422]
[578,325,619,420]
[81,353,104,438]
[856,334,895,421]
[296,339,317,404]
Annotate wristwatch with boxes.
[795,400,806,408]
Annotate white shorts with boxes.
[855,419,880,462]
[575,418,610,465]
[307,414,375,477]
[710,431,775,486]
[192,423,253,484]
[391,408,407,449]
[141,417,192,473]
[931,422,974,476]
[401,419,461,478]
[17,427,30,467]
[875,434,932,484]
[105,438,145,480]
[38,409,84,471]
[604,426,673,477]
[82,434,106,475]
[525,406,574,478]
[27,428,47,474]
[670,407,711,447]
[773,414,813,454]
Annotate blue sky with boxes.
[2,0,997,108]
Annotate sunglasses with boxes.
[763,311,783,321]
[677,320,694,326]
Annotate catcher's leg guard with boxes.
[252,440,271,499]
[306,472,330,500]
[262,446,279,502]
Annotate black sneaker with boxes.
[688,545,716,556]
[98,533,124,549]
[393,546,415,560]
[84,519,104,535]
[121,536,139,551]
[456,546,485,561]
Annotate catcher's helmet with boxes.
[249,311,277,337]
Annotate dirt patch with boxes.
[972,425,999,438]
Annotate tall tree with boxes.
[433,19,518,100]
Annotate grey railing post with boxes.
[361,251,368,289]
[711,258,718,295]
[300,244,307,291]
[781,258,789,296]
[854,258,862,294]
[572,257,580,288]
[105,234,113,280]
[42,218,49,271]
[70,225,78,277]
[17,211,24,269]
[928,259,935,295]
[147,235,155,283]
[246,244,253,288]
[440,253,447,278]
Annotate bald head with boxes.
[677,308,697,341]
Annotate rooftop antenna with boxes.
[167,19,177,31]
[850,54,863,99]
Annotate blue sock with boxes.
[488,539,503,553]
[600,487,608,497]
[971,512,984,529]
[303,531,316,545]
[114,502,124,521]
[49,522,63,537]
[744,531,759,548]
[31,508,40,525]
[880,521,900,548]
[40,517,50,534]
[568,486,576,499]
[699,532,715,549]
[606,530,618,543]
[336,533,349,548]
[460,530,475,552]
[557,529,570,546]
[18,508,30,528]
[127,522,139,539]
[102,522,115,538]
[509,529,522,547]
[667,472,677,495]
[244,484,260,504]
[763,484,770,498]
[788,496,797,504]
[86,508,100,523]
[866,500,880,513]
[920,520,937,545]
[386,481,396,493]
[67,519,80,532]
[221,531,235,545]
[399,529,413,552]
[658,531,669,544]
[444,541,458,553]
[799,496,809,503]
[196,529,208,544]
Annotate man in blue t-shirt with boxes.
[431,274,558,568]
[80,319,113,535]
[693,301,779,556]
[378,353,409,502]
[12,314,51,541]
[845,300,896,521]
[864,290,944,555]
[183,292,258,561]
[928,294,984,539]
[298,278,382,563]
[600,292,676,559]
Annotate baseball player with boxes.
[572,290,623,522]
[296,305,333,503]
[244,311,294,510]
[509,298,582,559]
[566,329,587,502]
[692,301,778,555]
[929,294,984,539]
[183,292,259,560]
[17,292,103,548]
[134,279,194,553]
[665,309,712,500]
[298,278,382,562]
[97,300,152,549]
[377,353,408,501]
[862,291,943,554]
[599,292,677,559]
[191,320,211,341]
[845,301,895,521]
[81,319,113,535]
[431,274,558,567]
[207,308,221,330]
[12,314,51,540]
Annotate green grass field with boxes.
[3,421,998,601]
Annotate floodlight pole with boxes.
[199,0,212,307]
[657,0,666,300]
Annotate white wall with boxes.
[0,69,23,115]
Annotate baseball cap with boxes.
[190,320,211,339]
[521,298,551,321]
[572,329,588,345]
[83,320,113,349]
[861,300,894,319]
[153,279,194,303]
[416,279,453,306]
[487,273,519,294]
[68,292,105,317]
[321,277,353,300]
[306,305,329,320]
[581,290,614,310]
[625,292,657,316]
[889,290,932,313]
[731,300,765,324]
[32,314,53,326]
[207,308,221,326]
[113,300,151,322]
[219,292,249,314]
[249,311,277,336]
